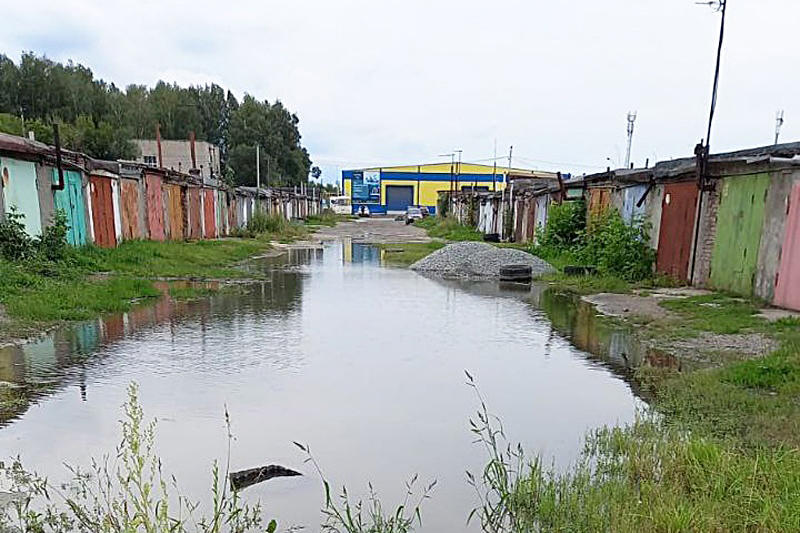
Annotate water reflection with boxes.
[0,243,642,532]
[341,238,384,264]
[0,251,318,427]
[428,278,654,396]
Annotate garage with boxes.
[385,185,414,212]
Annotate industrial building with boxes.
[341,162,556,215]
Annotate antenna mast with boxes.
[775,110,785,145]
[625,111,637,168]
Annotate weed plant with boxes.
[0,384,274,533]
[295,443,435,533]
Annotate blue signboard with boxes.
[352,170,380,203]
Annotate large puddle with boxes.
[0,242,643,531]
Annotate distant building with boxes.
[341,162,557,215]
[132,139,220,179]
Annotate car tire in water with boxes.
[499,264,533,282]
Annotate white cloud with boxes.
[1,0,798,183]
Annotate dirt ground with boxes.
[311,216,432,244]
[583,289,786,365]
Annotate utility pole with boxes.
[690,0,728,285]
[625,111,637,168]
[492,139,497,193]
[256,145,261,212]
[775,110,785,145]
[699,0,728,183]
[455,149,463,193]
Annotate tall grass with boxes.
[466,370,800,533]
[0,384,273,533]
[295,442,435,533]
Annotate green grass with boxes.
[0,238,275,335]
[659,293,766,334]
[168,285,221,301]
[305,211,357,227]
[87,239,270,279]
[377,242,446,266]
[414,216,483,241]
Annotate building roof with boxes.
[345,161,556,177]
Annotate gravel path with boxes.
[410,241,555,278]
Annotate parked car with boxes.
[357,205,371,217]
[405,206,424,225]
[419,206,430,217]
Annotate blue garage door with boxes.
[385,186,414,211]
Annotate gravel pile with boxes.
[410,241,555,278]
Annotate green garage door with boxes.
[385,185,414,211]
[710,174,770,296]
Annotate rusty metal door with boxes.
[89,176,117,248]
[656,182,698,282]
[166,184,184,240]
[203,189,216,238]
[774,182,800,310]
[188,187,202,239]
[145,173,165,241]
[120,179,141,240]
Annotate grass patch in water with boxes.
[168,285,220,301]
[377,242,445,266]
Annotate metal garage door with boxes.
[656,182,698,283]
[774,182,800,310]
[385,185,414,212]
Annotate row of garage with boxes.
[0,132,321,247]
[447,141,800,311]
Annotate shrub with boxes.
[0,207,35,261]
[37,211,70,262]
[580,210,655,282]
[533,203,655,282]
[247,212,289,235]
[537,200,586,250]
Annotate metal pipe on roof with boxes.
[51,123,65,191]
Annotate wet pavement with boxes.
[0,242,643,531]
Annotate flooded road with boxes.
[0,242,642,531]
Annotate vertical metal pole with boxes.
[156,124,163,168]
[256,145,261,212]
[691,0,727,285]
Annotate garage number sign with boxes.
[352,170,380,203]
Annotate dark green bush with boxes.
[36,211,70,262]
[532,202,655,282]
[0,207,35,260]
[580,210,655,282]
[537,200,586,250]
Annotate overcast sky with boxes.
[2,0,798,182]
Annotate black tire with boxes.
[499,265,533,276]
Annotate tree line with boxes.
[0,52,312,186]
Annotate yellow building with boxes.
[342,162,554,214]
